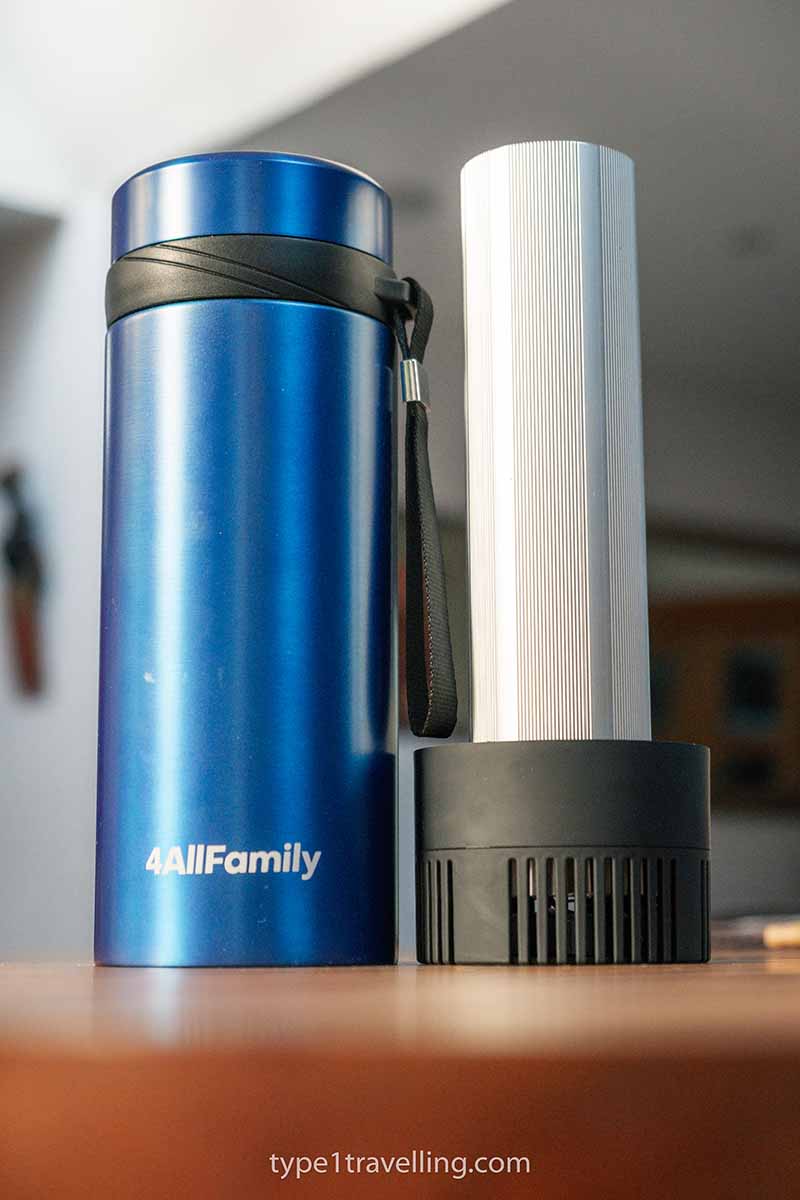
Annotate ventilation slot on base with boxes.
[506,853,681,964]
[418,858,455,964]
[417,848,709,965]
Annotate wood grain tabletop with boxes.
[2,937,799,1197]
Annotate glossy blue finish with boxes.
[111,153,392,262]
[96,299,396,965]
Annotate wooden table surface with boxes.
[2,936,800,1198]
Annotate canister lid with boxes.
[111,152,392,264]
[416,740,710,852]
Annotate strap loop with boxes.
[388,277,458,739]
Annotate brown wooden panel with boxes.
[1,947,800,1197]
[650,595,800,809]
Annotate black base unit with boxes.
[415,740,710,965]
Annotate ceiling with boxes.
[0,0,503,199]
[3,0,796,524]
[242,0,800,521]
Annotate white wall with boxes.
[644,371,800,540]
[0,78,73,214]
[0,194,107,959]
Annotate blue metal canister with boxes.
[95,153,396,965]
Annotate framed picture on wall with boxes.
[648,524,800,811]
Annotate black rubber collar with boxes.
[106,234,408,327]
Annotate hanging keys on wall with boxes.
[1,467,44,696]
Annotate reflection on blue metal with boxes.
[111,152,392,261]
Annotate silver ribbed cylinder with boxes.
[461,141,651,743]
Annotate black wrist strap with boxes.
[382,276,457,739]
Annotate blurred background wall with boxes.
[1,0,797,959]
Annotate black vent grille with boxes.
[418,848,710,965]
[417,858,456,964]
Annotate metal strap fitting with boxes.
[399,358,430,412]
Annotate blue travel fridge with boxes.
[95,153,398,965]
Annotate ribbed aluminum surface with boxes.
[461,141,650,742]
